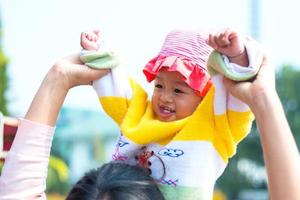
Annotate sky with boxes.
[0,0,300,116]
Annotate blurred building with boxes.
[238,189,268,200]
[54,107,119,183]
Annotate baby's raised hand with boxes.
[80,30,100,51]
[207,28,248,66]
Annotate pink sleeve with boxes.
[0,119,55,200]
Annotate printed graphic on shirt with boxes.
[158,148,184,158]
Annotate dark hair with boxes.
[66,162,165,200]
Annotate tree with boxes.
[276,65,300,148]
[0,17,9,115]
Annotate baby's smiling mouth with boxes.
[159,105,175,115]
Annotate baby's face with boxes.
[151,69,202,122]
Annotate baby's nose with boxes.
[160,92,173,103]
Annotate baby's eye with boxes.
[174,88,183,93]
[155,84,163,89]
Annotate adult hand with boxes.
[223,55,276,107]
[52,54,110,90]
[25,54,109,126]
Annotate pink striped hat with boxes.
[143,30,213,97]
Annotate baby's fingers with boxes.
[215,31,230,47]
[207,34,218,49]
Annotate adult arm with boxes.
[224,56,300,200]
[0,54,109,199]
[251,85,300,200]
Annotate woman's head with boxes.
[143,29,213,121]
[66,162,165,200]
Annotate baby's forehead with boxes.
[156,69,183,79]
[155,69,189,86]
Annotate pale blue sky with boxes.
[1,0,299,116]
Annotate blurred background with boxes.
[0,0,299,199]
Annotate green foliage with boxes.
[276,65,300,148]
[216,65,300,198]
[0,160,3,174]
[46,155,70,195]
[0,36,9,115]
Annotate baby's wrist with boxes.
[228,48,245,59]
[227,47,249,66]
[227,49,245,59]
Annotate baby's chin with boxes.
[156,112,192,122]
[159,117,176,122]
[155,113,178,122]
